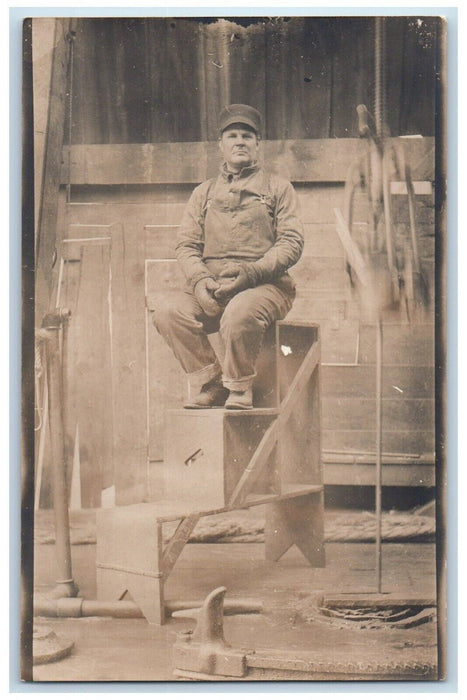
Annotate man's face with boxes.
[219,123,260,171]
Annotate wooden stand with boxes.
[96,321,325,624]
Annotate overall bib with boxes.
[152,173,295,391]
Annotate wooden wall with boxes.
[66,16,441,144]
[32,137,436,508]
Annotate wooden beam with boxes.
[60,137,435,185]
[323,461,435,487]
[161,515,200,581]
[35,19,72,325]
[228,340,320,506]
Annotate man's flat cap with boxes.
[218,104,262,135]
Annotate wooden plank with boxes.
[63,201,188,229]
[35,19,72,325]
[301,224,346,258]
[58,256,82,503]
[229,22,267,130]
[161,515,200,580]
[276,324,322,486]
[71,242,113,507]
[65,224,114,241]
[32,18,56,234]
[110,223,147,504]
[202,21,230,140]
[323,462,435,488]
[330,18,373,138]
[228,339,320,506]
[290,19,333,139]
[265,492,325,566]
[291,255,349,290]
[224,414,279,498]
[322,397,434,432]
[146,259,186,460]
[288,298,347,322]
[144,226,178,260]
[145,260,185,294]
[297,186,365,224]
[61,137,435,185]
[358,324,435,365]
[68,184,193,205]
[298,186,434,228]
[321,365,435,399]
[283,318,359,365]
[96,508,165,624]
[322,429,435,456]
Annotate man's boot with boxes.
[183,376,229,409]
[225,388,253,410]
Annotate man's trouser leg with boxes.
[151,291,222,386]
[220,284,293,391]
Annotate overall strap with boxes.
[260,170,271,197]
[200,176,218,221]
[259,170,277,227]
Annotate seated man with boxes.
[152,104,304,410]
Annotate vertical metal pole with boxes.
[374,17,383,139]
[43,310,78,598]
[375,316,383,593]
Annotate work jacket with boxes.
[175,163,304,294]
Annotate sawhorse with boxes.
[96,321,325,624]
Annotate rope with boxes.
[34,509,436,546]
[34,333,49,432]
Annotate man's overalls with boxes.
[152,169,297,393]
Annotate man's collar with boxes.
[220,161,260,179]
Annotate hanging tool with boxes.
[334,17,430,594]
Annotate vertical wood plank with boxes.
[146,259,186,461]
[287,18,333,139]
[110,223,148,504]
[32,18,56,234]
[35,18,71,324]
[203,21,228,140]
[264,19,287,140]
[277,324,320,486]
[229,22,266,127]
[330,17,374,138]
[72,243,113,507]
[265,492,325,566]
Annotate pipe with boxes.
[42,310,78,599]
[34,597,143,619]
[375,317,383,594]
[33,597,263,620]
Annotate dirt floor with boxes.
[32,530,439,683]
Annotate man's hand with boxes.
[214,263,252,303]
[194,277,222,317]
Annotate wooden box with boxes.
[161,408,279,510]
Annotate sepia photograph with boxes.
[22,13,447,684]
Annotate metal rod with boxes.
[374,17,383,139]
[375,317,383,593]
